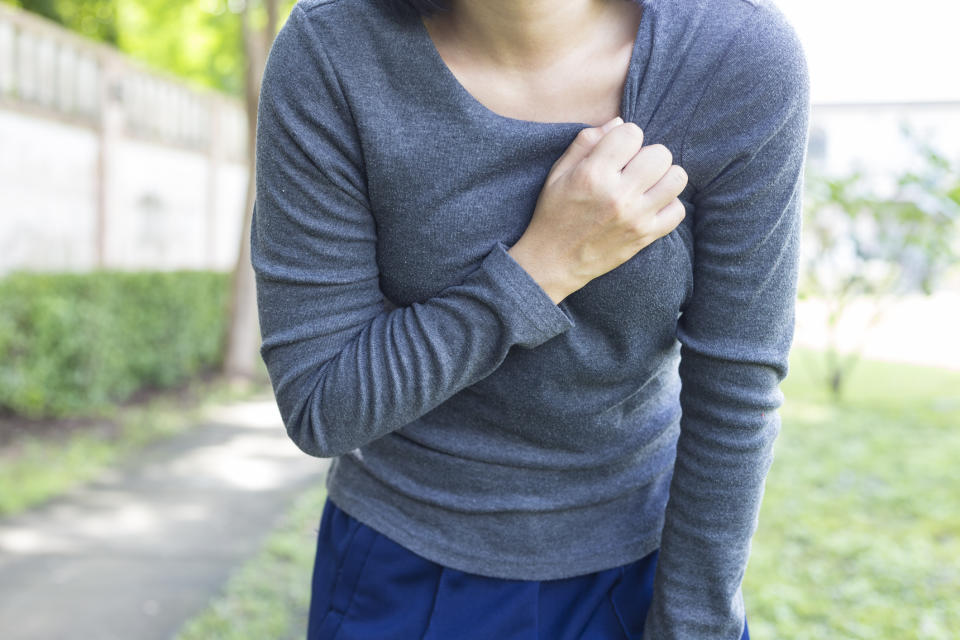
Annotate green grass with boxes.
[174,485,327,640]
[0,373,272,517]
[743,347,960,638]
[174,348,959,639]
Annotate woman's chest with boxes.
[363,122,694,332]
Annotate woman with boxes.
[251,0,810,637]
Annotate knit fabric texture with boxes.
[250,0,810,636]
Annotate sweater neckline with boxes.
[410,0,651,129]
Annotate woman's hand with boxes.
[508,116,688,304]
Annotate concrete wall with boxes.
[0,4,248,276]
[0,109,99,270]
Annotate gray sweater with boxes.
[251,0,810,636]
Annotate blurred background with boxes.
[0,0,956,638]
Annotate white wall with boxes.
[0,3,248,276]
[0,108,248,274]
[0,110,99,271]
[807,102,960,195]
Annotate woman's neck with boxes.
[435,0,628,72]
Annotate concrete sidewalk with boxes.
[0,394,329,640]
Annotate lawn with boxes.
[176,348,959,639]
[743,347,959,638]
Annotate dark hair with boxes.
[384,0,452,19]
[386,0,634,19]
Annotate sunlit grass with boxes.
[744,347,959,638]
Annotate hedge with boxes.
[0,269,231,419]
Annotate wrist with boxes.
[507,238,577,305]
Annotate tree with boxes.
[2,0,246,94]
[222,0,281,381]
[3,0,118,44]
[799,125,960,399]
[114,0,247,95]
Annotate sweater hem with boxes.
[324,453,669,581]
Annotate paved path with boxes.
[0,394,329,640]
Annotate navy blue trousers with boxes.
[307,498,750,639]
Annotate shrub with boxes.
[0,269,230,418]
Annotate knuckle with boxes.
[610,190,634,220]
[579,124,599,138]
[576,127,601,146]
[624,122,644,139]
[670,198,687,221]
[573,161,606,191]
[630,216,652,242]
[653,144,673,165]
[670,165,688,189]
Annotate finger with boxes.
[622,145,679,197]
[652,197,687,237]
[644,164,688,212]
[581,120,645,174]
[551,116,624,177]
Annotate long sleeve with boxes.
[250,5,574,459]
[642,3,811,637]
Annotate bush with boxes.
[0,269,231,418]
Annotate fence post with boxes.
[95,55,123,269]
[206,97,222,269]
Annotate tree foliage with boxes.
[2,0,298,95]
[5,0,118,43]
[799,125,960,399]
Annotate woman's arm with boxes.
[642,3,811,638]
[252,5,574,459]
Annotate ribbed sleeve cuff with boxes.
[479,240,576,348]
